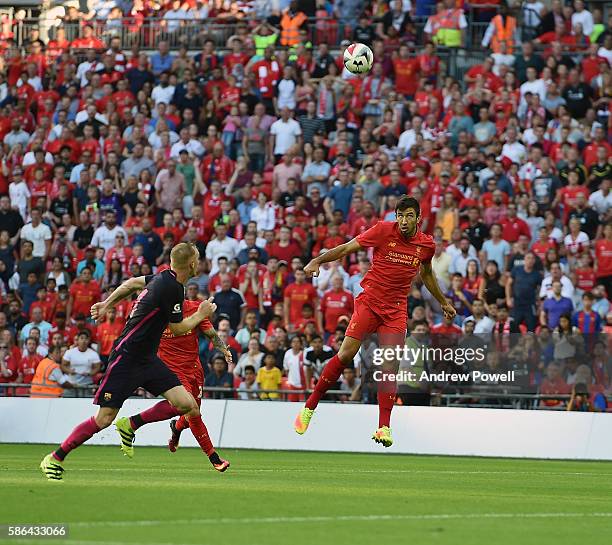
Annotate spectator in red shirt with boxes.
[0,342,18,387]
[392,44,420,98]
[540,361,570,407]
[96,307,124,369]
[283,268,321,332]
[269,225,302,262]
[500,203,531,243]
[70,25,105,51]
[320,275,354,337]
[67,267,101,321]
[17,336,42,395]
[200,142,235,185]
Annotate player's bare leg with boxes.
[40,407,119,481]
[295,336,361,434]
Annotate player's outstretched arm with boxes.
[91,276,147,322]
[203,327,233,366]
[168,298,217,337]
[304,238,363,277]
[420,261,457,321]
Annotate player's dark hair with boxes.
[396,196,420,216]
[244,365,256,374]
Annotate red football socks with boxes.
[377,379,397,428]
[175,415,189,432]
[53,416,101,461]
[186,414,215,456]
[305,354,345,410]
[130,400,180,430]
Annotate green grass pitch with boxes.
[1,444,611,545]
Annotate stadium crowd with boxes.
[0,0,610,411]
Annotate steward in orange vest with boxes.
[280,1,308,47]
[482,4,518,54]
[30,346,70,398]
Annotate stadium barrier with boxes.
[10,14,494,50]
[1,397,611,460]
[2,383,608,409]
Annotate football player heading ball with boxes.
[294,196,456,447]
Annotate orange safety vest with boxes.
[491,14,516,54]
[30,357,63,398]
[438,9,462,29]
[280,10,308,46]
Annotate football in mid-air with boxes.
[343,43,374,75]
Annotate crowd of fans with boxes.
[0,0,610,410]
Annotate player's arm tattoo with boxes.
[203,328,228,351]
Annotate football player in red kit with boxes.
[295,196,456,447]
[116,276,233,472]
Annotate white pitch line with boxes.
[63,512,612,528]
[7,468,612,477]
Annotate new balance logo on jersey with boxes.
[387,242,397,247]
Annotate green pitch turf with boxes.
[1,444,611,545]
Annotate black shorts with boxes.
[93,349,182,409]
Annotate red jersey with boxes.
[97,319,125,356]
[284,282,318,325]
[69,280,101,317]
[583,141,612,167]
[321,289,354,334]
[531,239,556,262]
[268,241,302,262]
[392,58,419,96]
[158,299,213,371]
[237,266,265,310]
[19,353,42,383]
[595,239,612,278]
[356,222,435,304]
[71,37,105,50]
[574,267,596,292]
[499,217,531,243]
[224,52,250,73]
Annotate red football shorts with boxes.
[346,292,407,345]
[172,363,204,402]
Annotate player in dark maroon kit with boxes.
[40,243,222,480]
[294,196,456,446]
